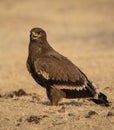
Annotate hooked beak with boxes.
[31,31,41,40]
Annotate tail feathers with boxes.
[86,81,110,106]
[91,92,110,107]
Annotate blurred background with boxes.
[0,0,114,93]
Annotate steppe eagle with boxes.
[27,27,109,106]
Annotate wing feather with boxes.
[34,54,87,89]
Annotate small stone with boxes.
[68,113,75,117]
[85,110,97,118]
[107,107,114,117]
[4,93,14,98]
[14,89,27,97]
[107,112,114,116]
[7,93,14,98]
[32,93,40,101]
[2,89,27,99]
[26,115,41,124]
[16,123,21,127]
[17,118,23,122]
[104,86,112,90]
[58,106,65,113]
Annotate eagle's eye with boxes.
[37,32,41,35]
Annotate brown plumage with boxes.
[27,27,110,106]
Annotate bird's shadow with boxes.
[41,101,51,106]
[41,100,87,107]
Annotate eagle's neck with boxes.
[28,40,53,61]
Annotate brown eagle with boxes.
[27,27,110,106]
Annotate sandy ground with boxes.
[0,0,114,130]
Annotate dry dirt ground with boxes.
[0,0,114,130]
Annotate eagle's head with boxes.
[30,28,47,41]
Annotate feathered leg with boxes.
[46,87,66,106]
